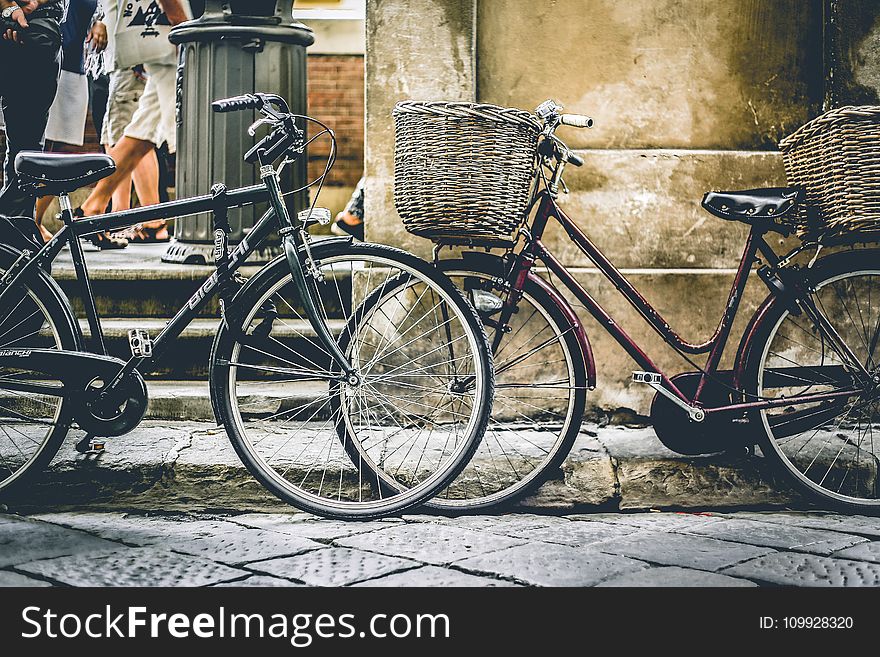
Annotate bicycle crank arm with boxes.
[632,371,705,422]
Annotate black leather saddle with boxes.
[14,151,116,198]
[701,187,803,233]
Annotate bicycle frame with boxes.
[507,189,861,416]
[0,175,355,399]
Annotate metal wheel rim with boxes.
[228,253,486,512]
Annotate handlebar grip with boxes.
[560,114,594,128]
[567,152,585,167]
[212,94,263,114]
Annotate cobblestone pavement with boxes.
[2,510,880,587]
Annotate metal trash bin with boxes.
[163,0,314,264]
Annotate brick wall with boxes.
[307,54,365,188]
[1,54,366,193]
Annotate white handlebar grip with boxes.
[560,114,594,128]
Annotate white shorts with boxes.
[123,63,178,154]
[101,68,146,148]
[101,64,177,153]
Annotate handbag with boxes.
[0,14,62,51]
[113,0,178,68]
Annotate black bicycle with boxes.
[0,93,493,519]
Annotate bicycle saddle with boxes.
[701,187,803,232]
[14,151,117,198]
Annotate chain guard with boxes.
[650,372,748,455]
[0,348,149,438]
[72,371,148,438]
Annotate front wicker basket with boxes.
[780,105,880,239]
[393,101,541,246]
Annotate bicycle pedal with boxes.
[632,371,662,385]
[128,329,153,358]
[298,207,332,226]
[75,435,106,454]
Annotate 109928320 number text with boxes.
[760,617,854,630]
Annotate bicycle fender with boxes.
[0,244,82,350]
[458,250,596,389]
[525,271,597,390]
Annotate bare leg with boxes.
[131,149,159,207]
[111,172,133,212]
[34,195,55,242]
[130,149,168,240]
[33,140,58,241]
[80,136,155,216]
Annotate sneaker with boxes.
[330,217,364,241]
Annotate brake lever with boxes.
[248,117,276,137]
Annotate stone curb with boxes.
[0,422,803,515]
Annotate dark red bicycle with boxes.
[404,99,880,513]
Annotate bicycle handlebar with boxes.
[212,93,291,116]
[211,93,302,166]
[212,94,263,113]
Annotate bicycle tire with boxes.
[210,240,494,519]
[745,248,880,512]
[428,257,588,510]
[0,246,79,498]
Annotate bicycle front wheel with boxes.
[748,249,880,511]
[211,241,493,519]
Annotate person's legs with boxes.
[119,63,175,240]
[104,145,158,214]
[130,148,168,240]
[34,195,56,241]
[80,135,155,216]
[33,140,60,241]
[81,63,171,218]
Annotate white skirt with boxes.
[44,69,90,146]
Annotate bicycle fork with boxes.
[260,164,359,384]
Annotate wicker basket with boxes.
[780,105,880,238]
[393,101,541,246]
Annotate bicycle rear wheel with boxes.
[747,249,880,511]
[426,259,588,510]
[211,241,493,519]
[0,249,77,497]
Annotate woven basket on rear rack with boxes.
[393,101,541,246]
[779,105,880,240]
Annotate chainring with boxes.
[73,371,149,437]
[649,372,744,455]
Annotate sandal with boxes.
[74,208,129,250]
[128,222,170,243]
[86,231,129,250]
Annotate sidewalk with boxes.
[0,421,799,515]
[2,510,880,587]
